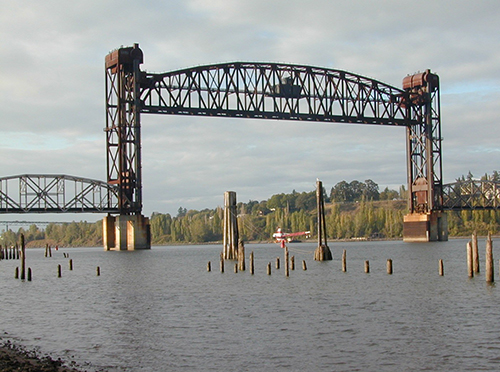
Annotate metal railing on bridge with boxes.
[0,174,119,213]
[443,179,500,210]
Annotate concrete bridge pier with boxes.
[403,211,448,242]
[103,214,151,250]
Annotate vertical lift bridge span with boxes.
[104,43,445,249]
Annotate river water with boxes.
[1,239,499,371]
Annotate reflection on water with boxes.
[1,239,500,371]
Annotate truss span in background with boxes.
[0,174,119,214]
[443,180,500,210]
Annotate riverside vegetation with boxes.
[1,173,499,248]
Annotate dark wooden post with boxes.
[27,268,32,281]
[314,179,332,261]
[290,256,295,270]
[238,240,245,271]
[57,264,62,278]
[364,260,370,273]
[220,252,224,273]
[249,252,254,275]
[486,233,494,283]
[302,260,307,270]
[267,262,271,275]
[472,231,479,273]
[20,235,26,280]
[386,259,393,275]
[69,259,73,271]
[467,241,474,278]
[284,245,289,277]
[207,261,211,272]
[96,266,101,276]
[438,259,444,276]
[342,249,347,272]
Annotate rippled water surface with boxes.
[1,239,500,371]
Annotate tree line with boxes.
[1,174,499,247]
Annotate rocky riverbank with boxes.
[0,340,83,372]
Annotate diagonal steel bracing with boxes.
[0,175,119,213]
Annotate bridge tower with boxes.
[403,70,447,242]
[103,44,151,250]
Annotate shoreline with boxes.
[0,340,83,372]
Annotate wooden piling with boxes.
[472,231,479,273]
[439,259,444,276]
[290,256,295,270]
[57,264,62,278]
[27,268,32,281]
[342,249,347,272]
[223,191,239,260]
[207,261,211,272]
[234,263,238,273]
[249,252,254,275]
[96,266,101,276]
[69,259,73,271]
[15,267,19,279]
[364,260,370,274]
[314,180,333,261]
[267,262,271,275]
[386,259,393,275]
[238,240,245,271]
[45,244,48,258]
[20,235,26,280]
[284,245,289,277]
[220,252,224,273]
[486,233,494,283]
[467,240,474,278]
[302,260,307,271]
[276,257,280,269]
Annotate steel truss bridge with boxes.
[0,174,119,213]
[104,44,443,216]
[0,44,498,242]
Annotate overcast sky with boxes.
[1,0,499,222]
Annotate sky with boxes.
[1,0,499,223]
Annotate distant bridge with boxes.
[443,179,500,210]
[0,174,119,214]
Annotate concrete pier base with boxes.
[103,214,151,250]
[403,211,448,242]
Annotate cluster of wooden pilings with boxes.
[0,236,102,280]
[0,244,20,260]
[208,246,398,277]
[466,231,495,283]
[210,246,305,277]
[211,231,496,280]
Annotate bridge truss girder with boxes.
[0,174,119,213]
[104,44,443,217]
[443,180,500,210]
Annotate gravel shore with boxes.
[0,340,84,372]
